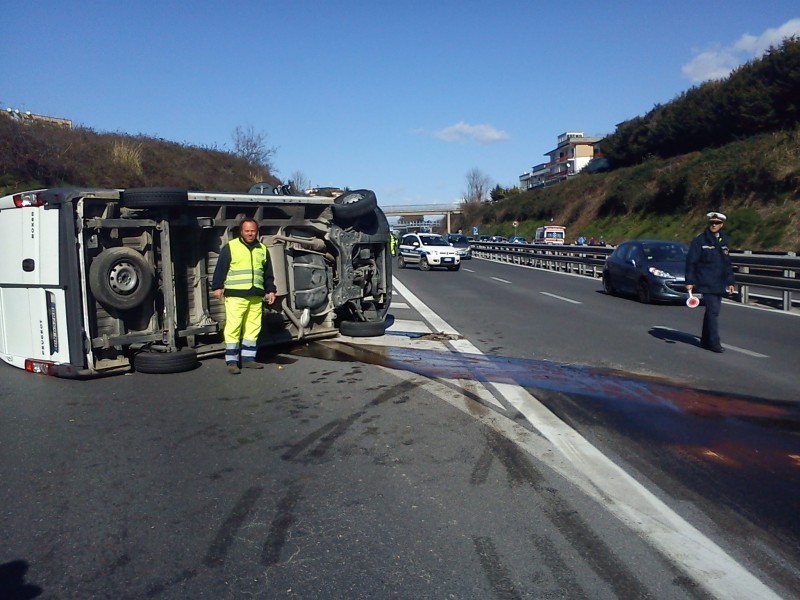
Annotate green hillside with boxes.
[0,117,277,194]
[457,125,800,251]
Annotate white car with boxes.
[397,233,461,271]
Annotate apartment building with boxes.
[520,131,602,189]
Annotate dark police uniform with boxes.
[685,227,735,351]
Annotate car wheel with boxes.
[419,256,430,271]
[121,187,188,208]
[637,279,651,304]
[89,247,155,311]
[339,319,386,337]
[398,255,406,269]
[602,273,616,296]
[133,348,199,374]
[331,189,378,221]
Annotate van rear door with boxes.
[0,200,72,370]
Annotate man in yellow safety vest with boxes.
[211,218,277,374]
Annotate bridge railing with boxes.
[469,242,799,312]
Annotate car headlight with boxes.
[648,266,673,278]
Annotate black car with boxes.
[602,240,692,303]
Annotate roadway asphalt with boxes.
[1,258,798,598]
[396,256,800,402]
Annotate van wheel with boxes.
[133,348,199,374]
[332,189,377,221]
[339,319,386,337]
[89,247,154,310]
[122,187,188,208]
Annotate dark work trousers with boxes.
[701,294,723,348]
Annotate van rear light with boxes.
[25,359,57,376]
[13,192,45,207]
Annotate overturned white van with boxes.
[0,187,391,376]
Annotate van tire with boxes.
[339,319,386,337]
[122,187,189,208]
[89,247,154,311]
[332,189,377,221]
[133,348,199,374]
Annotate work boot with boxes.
[227,363,241,374]
[242,361,264,369]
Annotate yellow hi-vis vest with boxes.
[224,238,268,292]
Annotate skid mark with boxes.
[262,483,304,566]
[281,379,422,461]
[202,486,263,567]
[472,536,522,600]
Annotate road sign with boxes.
[513,220,519,228]
[473,226,479,235]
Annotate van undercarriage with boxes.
[31,187,391,376]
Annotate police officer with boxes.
[685,211,736,353]
[211,218,277,373]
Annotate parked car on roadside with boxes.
[398,233,461,271]
[509,236,528,244]
[445,232,472,259]
[602,239,692,303]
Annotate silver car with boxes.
[445,233,472,259]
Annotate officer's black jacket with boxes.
[685,228,735,294]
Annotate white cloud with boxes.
[681,18,800,82]
[432,121,510,144]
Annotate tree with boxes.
[232,125,276,172]
[464,168,492,204]
[288,170,310,194]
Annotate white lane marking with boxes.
[654,326,769,358]
[387,276,781,600]
[391,279,459,335]
[720,343,769,358]
[540,291,582,304]
[338,334,449,351]
[387,319,431,333]
[391,301,410,309]
[462,268,476,272]
[491,276,512,284]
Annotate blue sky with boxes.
[2,2,799,207]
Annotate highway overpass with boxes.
[381,203,463,232]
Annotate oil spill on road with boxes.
[292,340,800,549]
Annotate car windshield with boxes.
[643,243,688,261]
[419,235,449,247]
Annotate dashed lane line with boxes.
[653,326,769,358]
[539,291,582,304]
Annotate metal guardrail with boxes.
[470,242,799,312]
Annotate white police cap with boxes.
[705,211,727,221]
